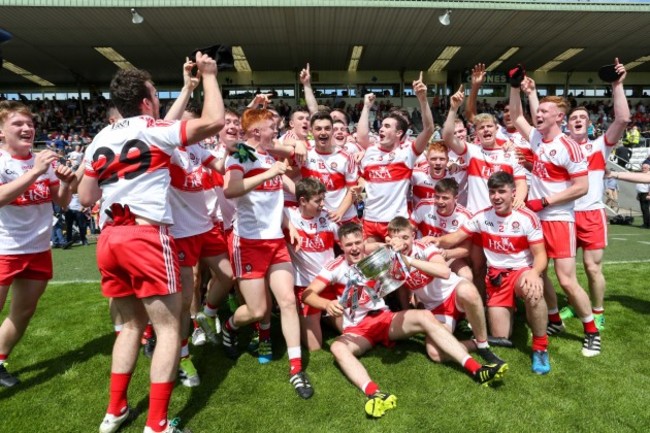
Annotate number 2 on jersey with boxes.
[93,140,152,186]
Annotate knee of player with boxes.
[426,343,444,363]
[457,281,481,306]
[330,339,351,360]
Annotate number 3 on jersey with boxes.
[93,140,152,186]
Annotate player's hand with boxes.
[386,235,407,253]
[354,149,365,164]
[325,300,344,317]
[471,63,486,87]
[328,208,344,223]
[512,196,525,210]
[413,72,427,100]
[299,63,312,86]
[54,163,75,184]
[450,85,465,111]
[364,93,376,108]
[195,51,217,76]
[293,140,307,165]
[350,184,363,203]
[521,271,543,306]
[33,150,59,176]
[269,160,287,177]
[613,57,627,85]
[183,57,200,90]
[420,235,436,246]
[521,77,536,96]
[250,93,273,109]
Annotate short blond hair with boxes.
[473,113,497,127]
[0,101,32,127]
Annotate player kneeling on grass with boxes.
[303,223,507,419]
[384,216,505,368]
[284,178,342,351]
[433,172,552,374]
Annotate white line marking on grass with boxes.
[49,280,100,285]
[610,237,627,240]
[602,259,650,265]
[637,241,650,245]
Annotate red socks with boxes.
[107,372,132,416]
[532,335,549,352]
[146,381,174,432]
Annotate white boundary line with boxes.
[49,280,101,285]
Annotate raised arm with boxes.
[413,71,434,155]
[356,93,376,150]
[605,58,631,145]
[184,52,225,145]
[508,82,533,140]
[521,77,540,122]
[300,63,319,116]
[442,85,467,155]
[164,58,200,121]
[465,63,485,124]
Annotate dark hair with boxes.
[387,216,414,234]
[109,69,153,118]
[338,222,363,240]
[290,106,310,120]
[434,178,459,196]
[487,171,515,189]
[185,100,202,117]
[295,177,326,202]
[309,110,333,127]
[331,108,350,125]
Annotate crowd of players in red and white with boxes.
[0,53,638,431]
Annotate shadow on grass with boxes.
[608,294,650,315]
[0,333,113,401]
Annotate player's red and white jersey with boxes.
[527,129,588,222]
[299,148,359,222]
[84,116,187,228]
[0,150,59,254]
[339,140,364,156]
[448,147,469,206]
[575,135,614,211]
[461,206,544,269]
[284,207,338,286]
[498,126,534,165]
[461,142,527,214]
[359,142,419,222]
[225,146,284,239]
[201,163,222,223]
[411,199,472,237]
[169,144,215,238]
[315,256,388,329]
[410,168,447,207]
[402,241,463,309]
[204,145,236,229]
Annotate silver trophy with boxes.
[354,246,407,298]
